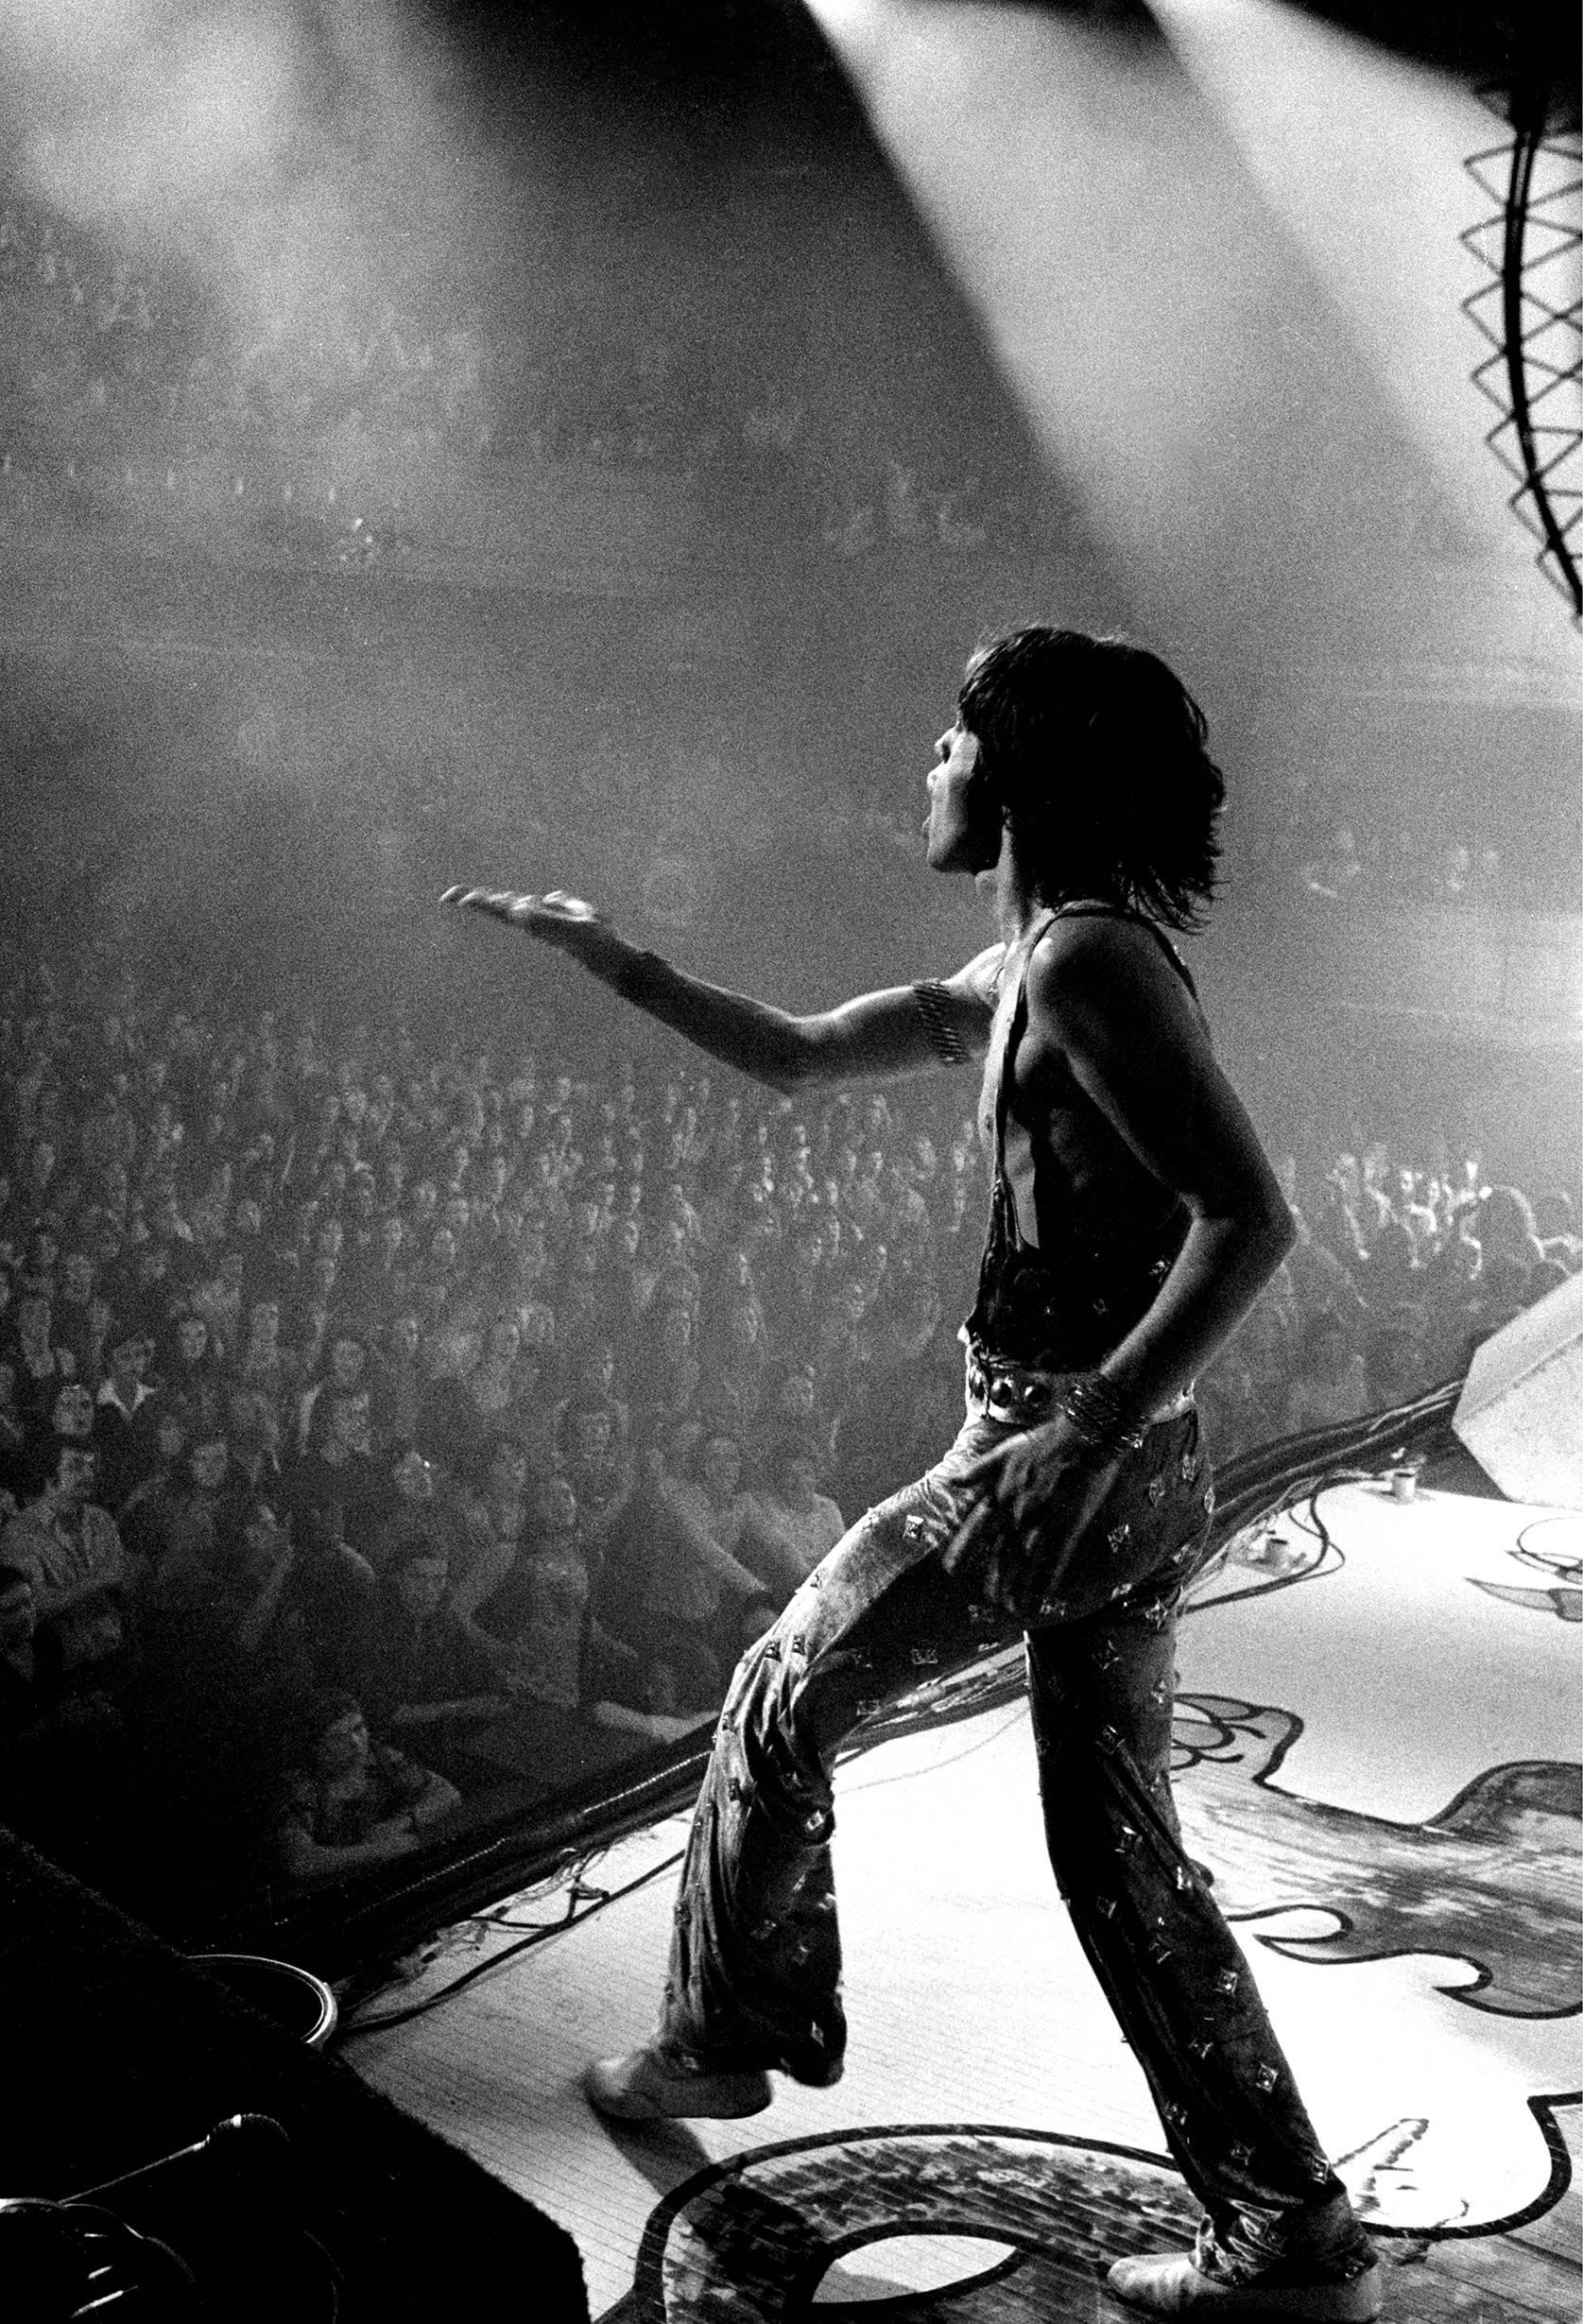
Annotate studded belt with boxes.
[962,1336,1194,1431]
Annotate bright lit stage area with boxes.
[342,1473,1582,2320]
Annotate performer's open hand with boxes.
[940,1414,1122,1623]
[439,885,624,973]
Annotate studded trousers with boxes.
[655,1392,1371,2281]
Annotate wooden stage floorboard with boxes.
[343,1482,1581,2319]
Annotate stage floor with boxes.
[343,1479,1582,2320]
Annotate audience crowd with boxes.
[0,940,1575,1924]
[0,198,1023,568]
[0,201,490,465]
[1245,770,1577,917]
[1293,822,1520,912]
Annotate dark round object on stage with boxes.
[188,1953,338,2049]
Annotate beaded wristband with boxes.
[911,978,969,1067]
[1051,1372,1149,1457]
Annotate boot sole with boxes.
[583,2054,773,2123]
[1108,2256,1383,2319]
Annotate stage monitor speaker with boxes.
[1453,1271,1583,1509]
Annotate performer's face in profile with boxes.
[923,722,999,876]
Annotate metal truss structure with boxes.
[1463,62,1583,618]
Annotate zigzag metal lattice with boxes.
[1461,93,1583,618]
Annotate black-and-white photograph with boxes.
[0,2,1577,2316]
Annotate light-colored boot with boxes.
[1107,2250,1384,2318]
[583,2044,773,2124]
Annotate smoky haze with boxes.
[3,1,495,435]
[0,0,1575,1175]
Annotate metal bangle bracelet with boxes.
[1052,1373,1149,1456]
[911,978,968,1067]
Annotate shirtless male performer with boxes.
[441,626,1382,2319]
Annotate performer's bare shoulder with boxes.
[951,939,1007,1017]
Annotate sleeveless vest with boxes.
[965,903,1196,1370]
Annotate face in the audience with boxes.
[55,1445,98,1508]
[52,1386,95,1440]
[394,1450,436,1502]
[779,1369,817,1419]
[316,1707,372,1782]
[779,1455,819,1511]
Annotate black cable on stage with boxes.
[333,1843,688,2039]
[334,1691,1034,2034]
[1284,1483,1339,1570]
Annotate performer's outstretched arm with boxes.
[439,887,1000,1091]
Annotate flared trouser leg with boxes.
[652,1409,1369,2278]
[1025,1602,1368,2281]
[654,1458,977,2087]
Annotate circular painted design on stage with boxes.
[630,2126,1198,2321]
[624,2112,1580,2321]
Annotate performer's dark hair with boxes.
[957,627,1224,929]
